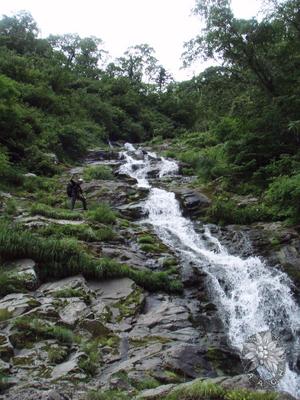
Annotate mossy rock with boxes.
[205,347,242,376]
[113,286,145,322]
[79,319,111,338]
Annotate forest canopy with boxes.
[1,1,300,222]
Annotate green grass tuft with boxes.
[0,268,27,296]
[84,165,114,181]
[140,243,161,253]
[0,308,13,321]
[0,223,182,294]
[87,203,117,224]
[30,203,82,220]
[79,340,101,376]
[37,223,115,242]
[87,390,130,400]
[13,317,75,344]
[47,346,68,364]
[137,235,155,244]
[162,379,278,400]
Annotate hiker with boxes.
[67,177,87,211]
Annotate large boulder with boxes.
[0,293,40,318]
[135,384,175,399]
[116,203,148,220]
[162,344,242,378]
[175,189,211,217]
[58,299,89,326]
[50,352,85,380]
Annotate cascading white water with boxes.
[119,144,300,398]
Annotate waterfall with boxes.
[119,143,300,398]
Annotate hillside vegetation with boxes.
[1,1,300,225]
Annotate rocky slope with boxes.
[0,147,298,400]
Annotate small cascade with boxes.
[118,143,300,398]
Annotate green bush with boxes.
[84,165,114,181]
[0,148,11,178]
[207,196,274,225]
[87,203,117,224]
[21,175,56,193]
[265,173,300,223]
[0,147,23,187]
[23,145,59,176]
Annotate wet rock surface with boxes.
[1,147,296,400]
[212,222,300,299]
[174,189,211,217]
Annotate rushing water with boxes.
[119,144,300,398]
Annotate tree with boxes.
[183,0,282,95]
[264,0,300,34]
[116,44,159,83]
[0,11,39,55]
[48,34,106,76]
[48,33,81,67]
[155,66,173,91]
[75,36,107,77]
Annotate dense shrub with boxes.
[207,196,274,225]
[265,174,300,223]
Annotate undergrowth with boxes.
[36,223,115,242]
[84,165,114,181]
[0,223,182,293]
[163,380,278,400]
[30,203,82,220]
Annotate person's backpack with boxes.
[66,182,73,197]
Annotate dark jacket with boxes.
[70,179,83,197]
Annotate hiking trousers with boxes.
[71,194,87,210]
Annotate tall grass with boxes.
[87,204,117,224]
[30,203,82,220]
[83,165,114,181]
[13,317,74,344]
[37,223,115,242]
[0,223,182,293]
[163,380,278,400]
[0,268,27,296]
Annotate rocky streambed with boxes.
[0,146,299,400]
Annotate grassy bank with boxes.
[0,223,182,294]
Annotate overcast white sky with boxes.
[0,0,262,81]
